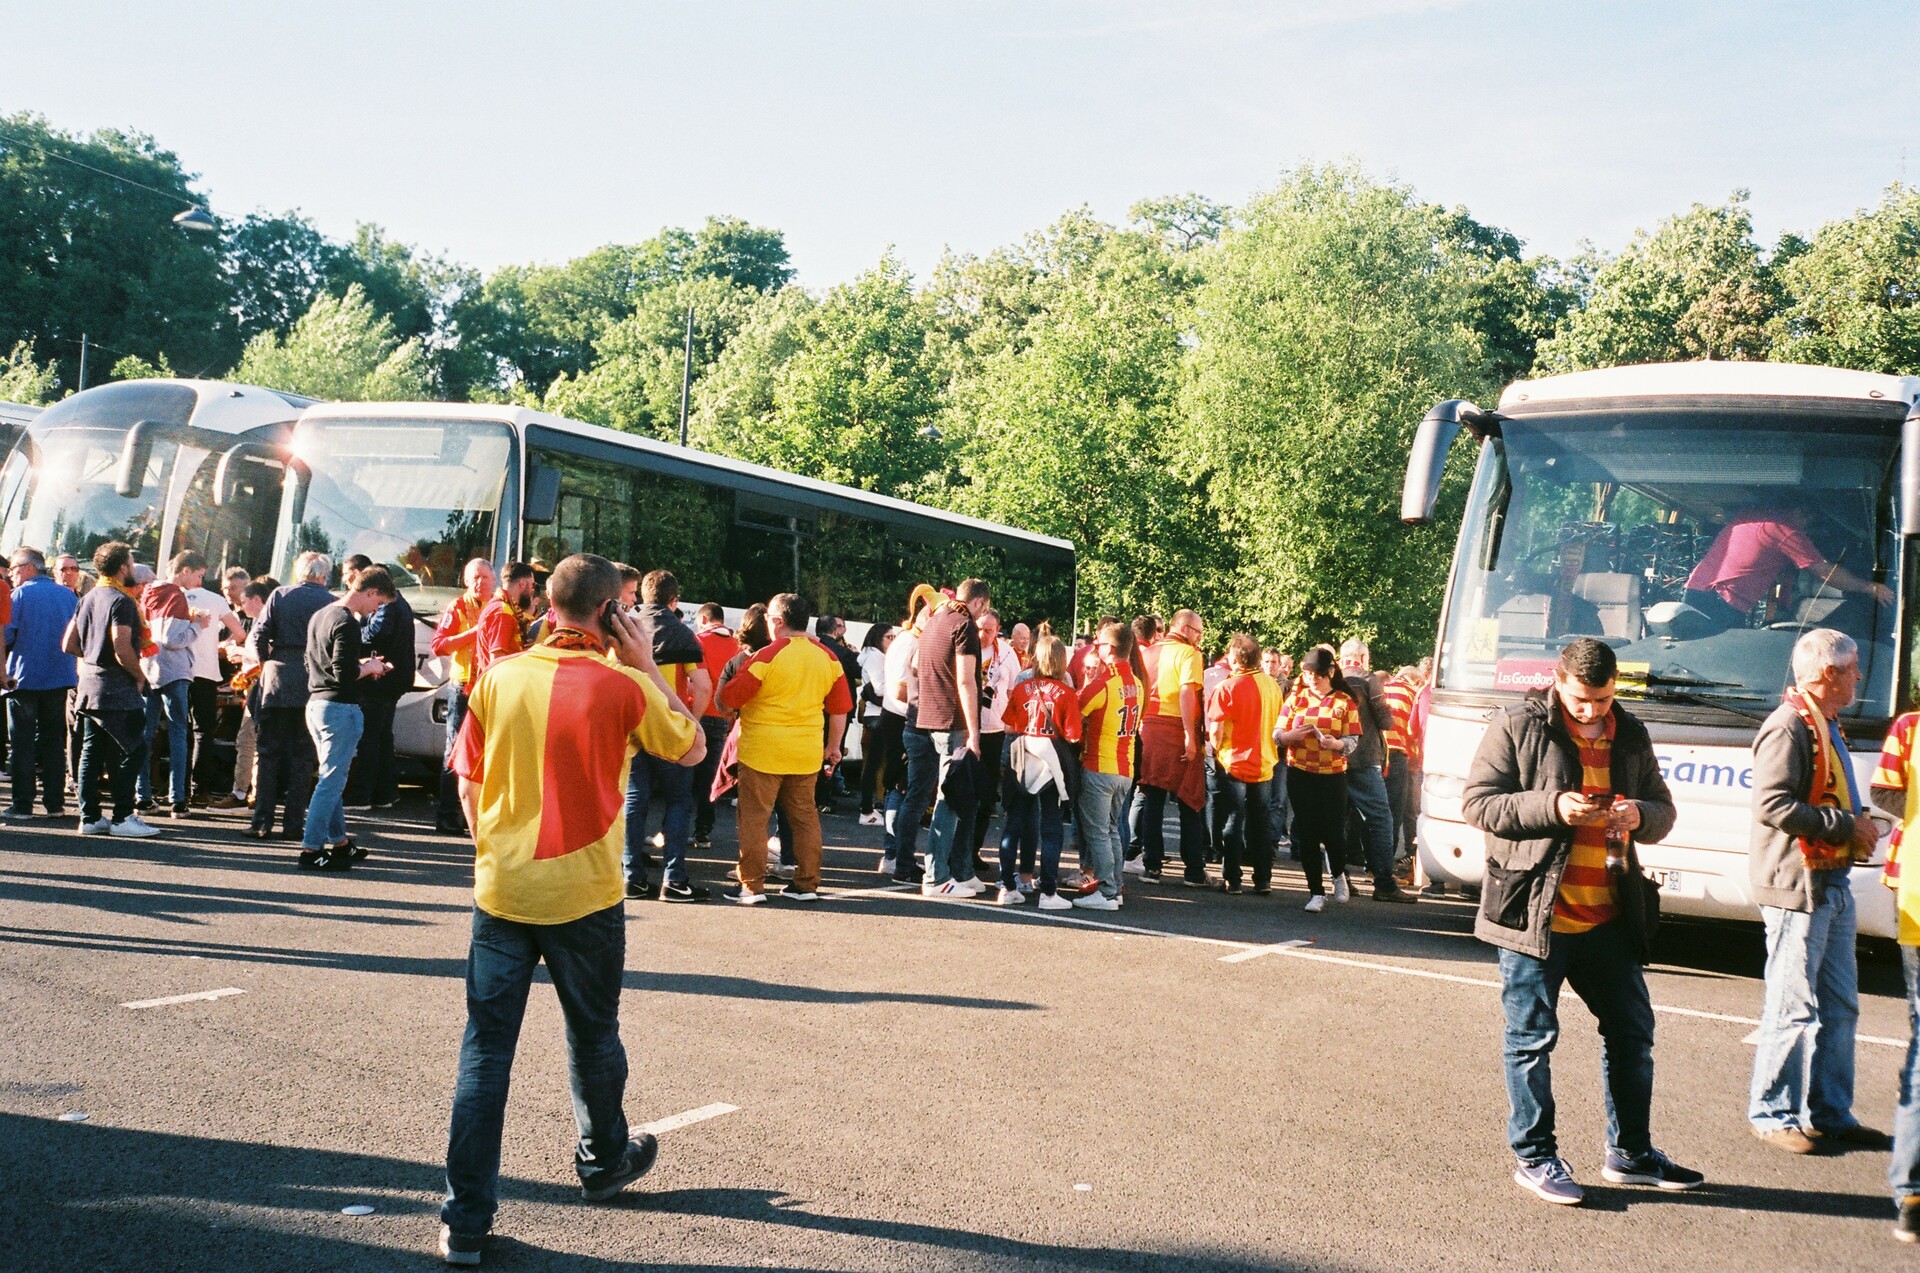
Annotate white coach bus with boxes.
[273,401,1078,763]
[1402,361,1920,939]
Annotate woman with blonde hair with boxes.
[997,628,1083,909]
[877,585,940,883]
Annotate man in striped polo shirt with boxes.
[1462,638,1701,1206]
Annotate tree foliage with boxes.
[1769,184,1920,374]
[233,284,431,401]
[0,341,58,405]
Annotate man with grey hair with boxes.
[1747,627,1889,1153]
[247,552,334,840]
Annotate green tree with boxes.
[233,284,431,401]
[1769,184,1920,374]
[109,352,175,380]
[1129,193,1230,253]
[0,341,59,405]
[0,112,236,386]
[223,211,343,345]
[1535,194,1780,371]
[1180,165,1493,664]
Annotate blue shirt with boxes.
[5,573,78,691]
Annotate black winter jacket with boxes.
[1461,691,1676,958]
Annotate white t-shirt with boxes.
[980,636,1018,733]
[883,629,918,717]
[183,586,234,681]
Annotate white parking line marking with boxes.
[121,988,246,1010]
[1218,939,1314,963]
[640,1102,738,1135]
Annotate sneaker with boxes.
[318,845,354,872]
[890,867,925,886]
[1332,875,1352,903]
[78,817,112,836]
[661,881,709,903]
[1142,869,1163,883]
[1072,892,1119,911]
[625,879,659,900]
[770,864,796,882]
[1122,858,1145,876]
[692,833,713,851]
[1019,874,1037,893]
[580,1134,659,1202]
[859,811,883,826]
[1037,892,1073,910]
[1808,1122,1894,1149]
[1514,1157,1584,1205]
[297,849,327,869]
[1071,876,1103,897]
[135,798,155,813]
[995,886,1024,906]
[1372,884,1417,905]
[1601,1147,1703,1190]
[438,1224,487,1266]
[1304,894,1327,913]
[1897,1196,1920,1244]
[778,882,819,901]
[721,884,766,906]
[923,879,977,898]
[0,809,32,823]
[1222,881,1243,895]
[1182,874,1208,888]
[109,816,159,839]
[1253,885,1272,896]
[1753,1126,1818,1155]
[878,856,897,875]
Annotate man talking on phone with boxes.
[1462,637,1701,1206]
[439,554,704,1266]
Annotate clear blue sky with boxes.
[10,0,1917,285]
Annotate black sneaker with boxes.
[1142,869,1164,883]
[625,879,659,901]
[438,1223,487,1266]
[318,846,354,872]
[580,1134,659,1201]
[1182,874,1208,888]
[891,867,925,886]
[1221,880,1243,895]
[692,833,713,850]
[661,881,708,903]
[296,849,326,869]
[1372,884,1418,905]
[779,881,820,901]
[1600,1146,1703,1191]
[1897,1196,1920,1244]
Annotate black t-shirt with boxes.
[75,586,142,712]
[914,606,981,733]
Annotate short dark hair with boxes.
[1227,633,1260,670]
[93,541,132,580]
[1097,620,1134,658]
[501,560,536,587]
[956,578,990,603]
[548,554,619,621]
[351,567,397,599]
[169,549,207,575]
[1132,615,1160,643]
[342,553,373,576]
[642,569,679,604]
[613,562,643,587]
[1557,637,1618,688]
[697,602,725,623]
[771,591,811,632]
[243,581,276,604]
[816,613,841,638]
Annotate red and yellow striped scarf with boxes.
[1785,686,1856,872]
[1551,705,1619,934]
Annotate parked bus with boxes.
[274,401,1078,762]
[1402,360,1920,939]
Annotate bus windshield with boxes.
[1438,403,1902,722]
[275,417,512,594]
[0,427,180,566]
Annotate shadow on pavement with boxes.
[1578,1181,1890,1220]
[624,969,1040,1011]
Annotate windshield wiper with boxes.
[1621,684,1772,726]
[1626,672,1745,690]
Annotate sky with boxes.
[7,0,1917,286]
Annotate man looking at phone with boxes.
[298,568,397,871]
[1747,627,1890,1154]
[1463,637,1700,1205]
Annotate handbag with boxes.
[1614,840,1662,965]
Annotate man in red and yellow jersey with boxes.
[474,561,540,681]
[716,591,853,903]
[1131,609,1208,885]
[624,570,712,901]
[1871,711,1920,1237]
[430,558,496,835]
[1075,620,1140,907]
[1207,634,1283,895]
[441,554,703,1260]
[1461,637,1696,1205]
[1382,665,1426,878]
[691,602,741,849]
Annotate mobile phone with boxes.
[600,598,620,632]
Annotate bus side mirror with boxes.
[1902,404,1920,537]
[283,457,312,528]
[1401,400,1492,524]
[213,442,282,508]
[524,463,561,525]
[115,420,159,498]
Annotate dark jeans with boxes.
[1498,919,1656,1163]
[892,722,938,861]
[9,687,70,815]
[967,732,1006,855]
[1683,587,1747,632]
[1216,773,1275,890]
[1288,767,1349,895]
[188,677,221,797]
[252,705,316,837]
[1386,752,1415,861]
[140,680,191,808]
[443,903,631,1237]
[1346,761,1397,884]
[1892,947,1920,1206]
[438,688,470,829]
[78,708,145,825]
[691,715,728,839]
[1129,783,1206,882]
[999,776,1063,894]
[625,751,693,886]
[344,696,399,806]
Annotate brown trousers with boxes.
[735,765,823,894]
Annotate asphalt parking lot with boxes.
[0,791,1912,1272]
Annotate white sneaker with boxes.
[1332,875,1352,903]
[1304,894,1327,913]
[77,817,112,836]
[924,879,975,898]
[1037,892,1073,910]
[859,811,883,826]
[996,886,1024,906]
[1072,892,1119,911]
[110,816,159,839]
[1018,874,1036,893]
[766,835,781,853]
[770,864,795,881]
[651,831,666,849]
[1122,858,1145,876]
[879,856,897,875]
[948,878,982,898]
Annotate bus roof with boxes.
[296,400,1075,554]
[0,401,42,424]
[1498,361,1920,411]
[33,379,317,438]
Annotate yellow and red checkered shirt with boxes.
[1873,712,1920,945]
[1280,685,1362,775]
[1551,707,1619,935]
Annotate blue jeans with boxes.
[1216,773,1275,890]
[1749,876,1860,1133]
[1346,761,1396,882]
[1266,765,1291,844]
[443,902,631,1237]
[925,728,974,885]
[302,700,364,849]
[1498,920,1656,1163]
[138,679,191,808]
[438,687,470,827]
[893,722,938,863]
[625,752,693,886]
[999,777,1063,895]
[1892,947,1920,1206]
[1078,769,1131,899]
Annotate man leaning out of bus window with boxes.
[1462,636,1702,1206]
